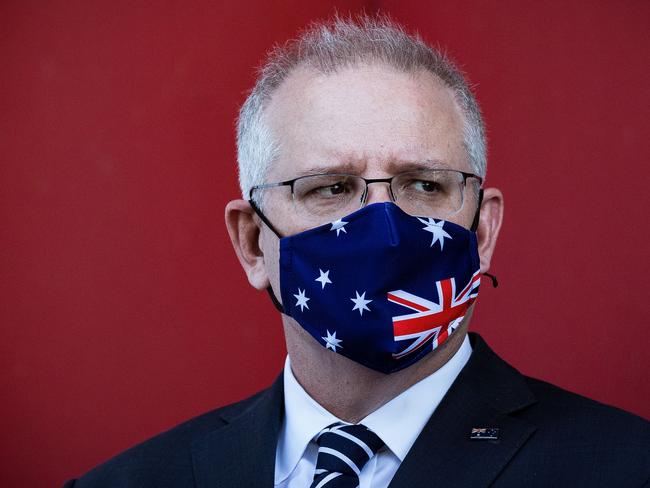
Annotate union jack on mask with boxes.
[277,202,481,374]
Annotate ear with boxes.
[476,187,504,273]
[224,199,270,290]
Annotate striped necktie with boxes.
[310,422,385,488]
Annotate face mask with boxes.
[265,202,487,374]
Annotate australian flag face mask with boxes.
[272,202,482,374]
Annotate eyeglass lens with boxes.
[288,170,466,224]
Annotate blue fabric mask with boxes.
[275,202,482,374]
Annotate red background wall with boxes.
[2,1,648,486]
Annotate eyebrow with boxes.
[294,158,451,177]
[386,159,451,172]
[294,162,360,177]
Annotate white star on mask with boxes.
[351,291,372,316]
[330,219,348,236]
[315,269,332,289]
[418,217,452,250]
[293,288,310,312]
[322,330,343,352]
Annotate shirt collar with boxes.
[274,334,472,483]
[275,355,340,483]
[362,334,472,461]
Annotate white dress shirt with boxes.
[274,334,472,488]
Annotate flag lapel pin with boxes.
[469,427,499,440]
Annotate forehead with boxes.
[264,62,468,179]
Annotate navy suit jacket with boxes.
[63,334,649,487]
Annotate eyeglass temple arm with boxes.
[246,196,288,310]
[248,196,283,239]
[470,188,483,232]
[470,188,499,289]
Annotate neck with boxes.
[282,317,470,423]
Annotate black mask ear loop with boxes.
[265,286,285,314]
[248,199,287,313]
[470,189,499,288]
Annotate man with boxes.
[64,16,649,488]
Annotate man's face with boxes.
[259,62,479,298]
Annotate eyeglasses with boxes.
[249,169,482,234]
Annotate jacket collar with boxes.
[191,374,284,488]
[190,333,537,488]
[388,332,538,487]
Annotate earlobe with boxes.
[476,188,504,274]
[224,199,271,290]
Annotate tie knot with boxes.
[316,423,384,454]
[310,423,385,487]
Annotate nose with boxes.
[363,181,395,206]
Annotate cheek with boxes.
[263,198,308,237]
[444,203,476,230]
[457,189,481,230]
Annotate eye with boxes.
[317,182,347,196]
[294,174,361,204]
[310,177,359,199]
[411,179,442,193]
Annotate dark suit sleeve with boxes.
[61,479,76,488]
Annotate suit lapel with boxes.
[389,334,538,488]
[189,334,535,488]
[191,375,284,488]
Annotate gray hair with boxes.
[236,15,487,198]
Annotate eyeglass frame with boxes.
[248,170,484,238]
